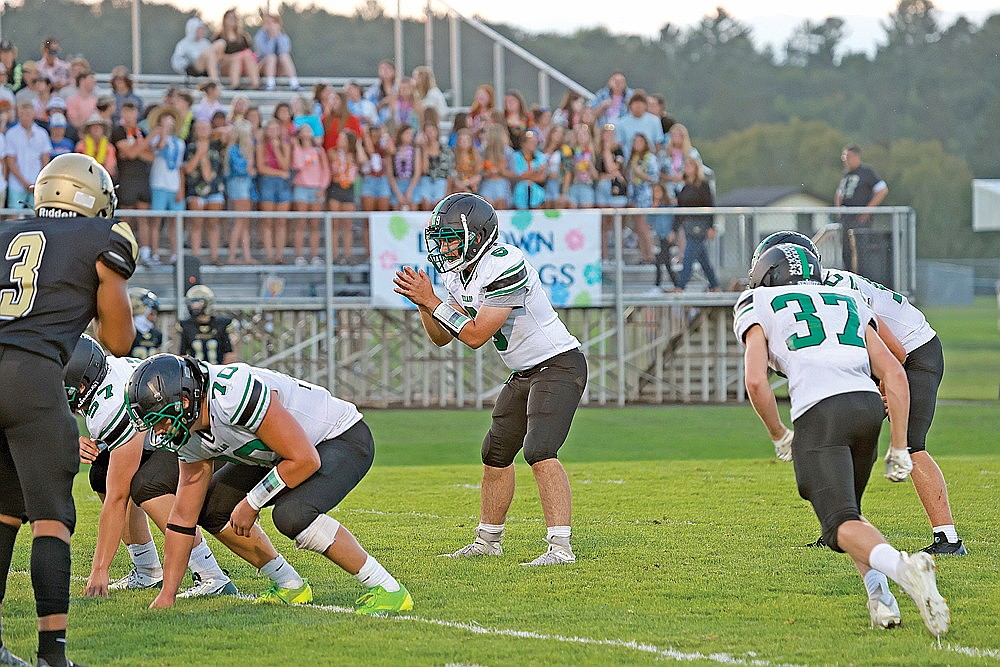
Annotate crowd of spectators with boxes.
[0,18,720,290]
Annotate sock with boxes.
[546,525,572,548]
[354,554,400,593]
[863,569,892,600]
[0,522,18,603]
[38,629,66,667]
[127,540,161,575]
[259,555,303,589]
[477,523,504,541]
[868,543,902,581]
[187,540,225,580]
[933,524,959,542]
[289,76,300,88]
[266,76,276,88]
[139,246,151,260]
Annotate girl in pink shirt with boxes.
[291,124,330,265]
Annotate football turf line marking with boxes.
[336,507,706,526]
[943,644,1000,660]
[303,602,805,666]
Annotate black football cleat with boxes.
[805,536,827,548]
[921,532,968,556]
[35,660,84,667]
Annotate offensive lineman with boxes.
[64,335,311,603]
[125,354,413,614]
[736,243,949,636]
[751,231,965,555]
[0,153,136,667]
[393,193,588,566]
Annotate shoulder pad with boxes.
[98,220,138,279]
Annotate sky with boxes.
[160,0,995,55]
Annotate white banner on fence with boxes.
[369,210,603,309]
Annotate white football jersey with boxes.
[734,284,880,421]
[84,355,143,452]
[176,363,363,465]
[823,269,936,354]
[440,243,580,371]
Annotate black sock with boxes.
[38,629,66,667]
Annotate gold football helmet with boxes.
[129,287,160,317]
[34,153,118,218]
[185,284,215,318]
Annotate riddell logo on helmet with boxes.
[36,207,79,218]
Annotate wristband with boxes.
[166,523,197,536]
[432,302,472,337]
[246,468,288,511]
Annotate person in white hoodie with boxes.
[171,18,221,84]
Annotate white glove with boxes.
[884,447,913,482]
[772,428,794,462]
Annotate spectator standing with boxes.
[37,38,72,92]
[415,121,452,210]
[360,124,391,211]
[256,118,292,263]
[478,123,512,210]
[0,66,15,109]
[225,120,257,264]
[171,18,222,84]
[590,71,633,127]
[96,96,116,128]
[503,89,530,150]
[55,57,90,101]
[595,122,628,208]
[193,81,225,124]
[564,123,598,209]
[392,77,420,131]
[511,129,546,210]
[212,9,260,90]
[5,101,52,209]
[291,95,323,143]
[467,84,496,144]
[66,71,98,131]
[228,94,250,124]
[615,91,664,160]
[673,157,718,292]
[326,129,365,264]
[45,97,76,142]
[29,76,55,122]
[553,90,585,130]
[321,91,361,153]
[447,112,468,149]
[835,143,889,273]
[184,119,226,265]
[388,124,421,211]
[344,81,378,128]
[649,182,678,293]
[0,110,5,206]
[291,124,330,266]
[412,66,447,123]
[13,62,39,106]
[449,127,481,195]
[110,66,143,123]
[541,125,569,208]
[111,101,154,263]
[168,88,195,143]
[0,41,23,93]
[627,133,658,263]
[658,123,700,199]
[75,113,116,178]
[147,105,186,265]
[47,112,74,157]
[254,12,301,92]
[647,93,677,136]
[365,60,397,126]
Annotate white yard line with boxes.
[942,644,1000,661]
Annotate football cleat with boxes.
[254,580,313,605]
[177,572,239,598]
[35,661,84,667]
[108,567,163,591]
[867,592,901,629]
[520,543,576,567]
[921,532,968,556]
[355,584,413,616]
[895,552,950,637]
[441,528,503,558]
[0,645,30,667]
[805,536,827,548]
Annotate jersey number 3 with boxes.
[771,292,866,351]
[0,232,46,320]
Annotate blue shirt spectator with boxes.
[615,90,664,161]
[590,71,634,127]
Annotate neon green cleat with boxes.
[254,579,313,605]
[355,584,413,615]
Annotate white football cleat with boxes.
[867,592,901,629]
[895,552,950,637]
[520,544,576,567]
[441,537,503,558]
[178,572,239,598]
[108,567,162,591]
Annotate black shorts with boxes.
[185,65,208,77]
[200,419,375,538]
[90,447,157,495]
[117,177,151,207]
[129,449,181,507]
[903,335,943,453]
[791,391,884,552]
[0,347,79,530]
[326,183,355,204]
[482,348,587,468]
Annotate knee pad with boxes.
[481,432,517,468]
[293,514,341,554]
[523,445,558,466]
[198,485,244,536]
[130,470,175,508]
[31,536,70,617]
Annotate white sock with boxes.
[259,555,303,589]
[289,76,300,88]
[266,76,276,88]
[868,543,903,581]
[477,523,504,540]
[127,541,161,574]
[354,554,400,593]
[863,569,891,599]
[188,540,226,580]
[933,524,959,542]
[546,525,571,541]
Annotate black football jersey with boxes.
[177,316,233,364]
[130,327,163,359]
[0,215,137,364]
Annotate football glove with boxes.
[772,428,794,462]
[884,447,913,482]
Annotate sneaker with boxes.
[921,532,968,556]
[644,286,665,296]
[520,543,576,567]
[805,536,827,548]
[441,529,503,558]
[0,645,30,667]
[177,572,239,598]
[254,579,313,605]
[108,567,162,591]
[355,584,413,615]
[146,255,162,267]
[895,551,950,637]
[310,256,324,267]
[867,592,901,629]
[295,256,308,267]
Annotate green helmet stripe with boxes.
[795,247,812,279]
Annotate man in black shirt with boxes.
[129,287,162,359]
[835,144,889,272]
[0,153,136,667]
[176,284,236,364]
[111,102,154,265]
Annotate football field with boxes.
[2,300,998,666]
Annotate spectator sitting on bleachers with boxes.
[37,37,72,92]
[412,66,447,124]
[590,71,633,127]
[447,111,468,149]
[392,77,420,131]
[530,104,553,145]
[193,81,225,123]
[96,95,116,127]
[65,70,98,130]
[110,65,143,123]
[254,12,301,92]
[75,113,115,177]
[171,17,222,84]
[213,9,260,90]
[0,41,24,93]
[615,90,664,160]
[46,112,74,158]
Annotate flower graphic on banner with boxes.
[379,250,399,270]
[572,291,593,307]
[389,215,409,240]
[511,210,533,231]
[564,228,585,251]
[583,261,602,285]
[549,281,570,306]
[543,210,561,219]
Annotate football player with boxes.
[65,335,312,604]
[0,153,136,667]
[393,193,588,566]
[124,354,412,614]
[752,231,965,555]
[736,243,949,636]
[128,287,163,359]
[177,285,236,364]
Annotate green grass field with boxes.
[1,300,997,666]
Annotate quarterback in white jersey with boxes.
[394,193,588,567]
[738,244,949,637]
[125,354,413,615]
